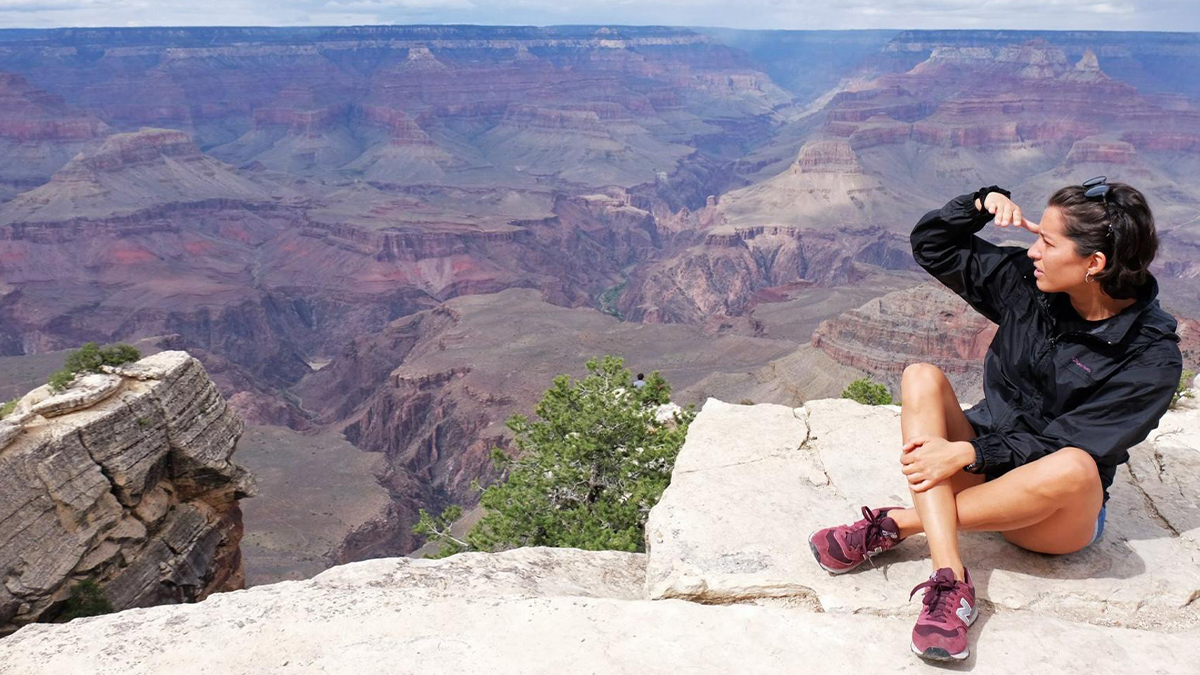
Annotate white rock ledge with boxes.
[28,373,122,418]
[0,547,1195,674]
[646,397,1200,632]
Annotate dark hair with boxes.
[1048,181,1157,300]
[636,373,645,379]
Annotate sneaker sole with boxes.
[807,530,858,575]
[911,644,969,661]
[910,606,978,662]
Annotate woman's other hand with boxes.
[976,193,1040,234]
[900,437,977,493]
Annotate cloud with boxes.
[0,0,1194,30]
[322,0,475,9]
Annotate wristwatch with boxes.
[963,443,985,474]
[973,185,1011,214]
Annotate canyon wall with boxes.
[812,283,997,399]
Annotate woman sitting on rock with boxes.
[808,178,1183,662]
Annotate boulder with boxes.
[0,421,22,449]
[28,374,122,418]
[645,399,1200,631]
[0,351,252,635]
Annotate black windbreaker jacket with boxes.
[911,192,1184,502]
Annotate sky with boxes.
[0,0,1197,32]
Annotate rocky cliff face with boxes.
[820,41,1200,167]
[293,305,486,560]
[812,283,997,399]
[621,33,1200,330]
[0,351,254,636]
[0,127,283,225]
[0,25,790,188]
[0,25,794,406]
[1,390,1197,672]
[617,222,915,329]
[0,71,107,200]
[810,284,1200,402]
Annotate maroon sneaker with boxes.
[808,505,904,574]
[909,567,978,661]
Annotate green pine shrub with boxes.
[1172,369,1196,409]
[415,355,695,558]
[58,580,114,621]
[841,377,893,406]
[48,342,141,393]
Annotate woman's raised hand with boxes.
[983,193,1040,234]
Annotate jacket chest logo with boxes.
[1070,357,1092,374]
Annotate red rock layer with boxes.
[819,45,1195,153]
[791,139,863,174]
[812,283,996,377]
[0,72,108,141]
[1064,140,1141,167]
[618,225,913,328]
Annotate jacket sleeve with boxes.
[910,192,1028,325]
[967,343,1183,474]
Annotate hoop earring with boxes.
[1085,271,1095,283]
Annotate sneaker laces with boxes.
[844,506,895,564]
[909,570,958,622]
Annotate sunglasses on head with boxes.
[1083,175,1110,200]
[1082,176,1114,239]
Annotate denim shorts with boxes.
[1089,505,1107,546]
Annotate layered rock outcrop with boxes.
[0,71,109,201]
[827,45,1152,151]
[2,389,1197,672]
[810,284,1200,401]
[0,25,795,411]
[612,137,927,327]
[812,283,997,399]
[0,127,284,225]
[617,223,915,328]
[0,131,668,416]
[0,351,254,636]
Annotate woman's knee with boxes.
[901,362,949,400]
[1029,447,1101,499]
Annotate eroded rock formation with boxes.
[0,351,254,636]
[0,71,108,201]
[812,283,997,399]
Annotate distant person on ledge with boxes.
[808,178,1182,662]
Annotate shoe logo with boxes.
[955,598,973,624]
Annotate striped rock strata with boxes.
[0,351,255,636]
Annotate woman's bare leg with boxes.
[889,364,1105,561]
[903,449,1104,554]
[895,363,978,580]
